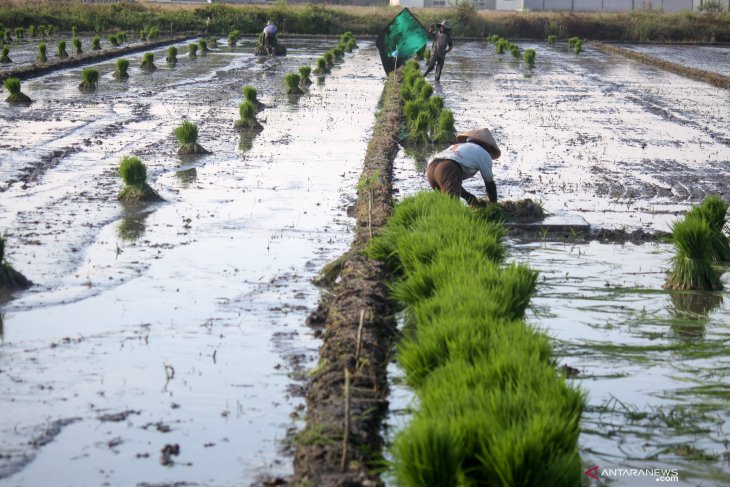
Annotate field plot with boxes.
[0,37,382,485]
[391,41,730,486]
[622,44,730,78]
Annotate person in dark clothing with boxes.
[423,20,453,82]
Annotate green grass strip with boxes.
[368,191,584,486]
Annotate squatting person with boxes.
[263,20,278,56]
[423,20,453,82]
[426,128,500,205]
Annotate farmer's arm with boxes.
[484,179,497,203]
[478,157,497,203]
[446,35,453,53]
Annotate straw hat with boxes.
[457,128,501,159]
[436,20,451,30]
[266,20,274,26]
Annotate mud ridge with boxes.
[0,34,197,82]
[292,72,402,486]
[592,41,730,90]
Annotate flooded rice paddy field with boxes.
[623,43,730,78]
[391,41,729,486]
[0,37,384,485]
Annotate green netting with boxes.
[376,8,429,74]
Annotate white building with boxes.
[389,0,730,12]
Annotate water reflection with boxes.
[238,131,260,153]
[668,291,723,341]
[0,313,4,342]
[117,209,153,242]
[402,144,445,173]
[175,167,198,188]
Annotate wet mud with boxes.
[0,38,384,486]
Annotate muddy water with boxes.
[0,38,384,485]
[623,44,730,78]
[389,41,730,485]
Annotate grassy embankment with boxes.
[1,2,728,42]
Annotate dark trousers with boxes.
[424,54,445,80]
[427,159,477,204]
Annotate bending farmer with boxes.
[423,20,453,82]
[263,20,277,56]
[427,128,500,205]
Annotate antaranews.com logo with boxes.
[585,465,680,483]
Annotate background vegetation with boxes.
[0,2,728,42]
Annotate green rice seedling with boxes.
[234,101,263,131]
[113,58,129,80]
[14,27,23,40]
[313,57,329,74]
[198,39,210,54]
[3,29,12,43]
[495,38,508,54]
[0,234,32,290]
[403,100,423,122]
[242,85,264,110]
[418,83,433,100]
[408,112,431,145]
[140,52,156,72]
[71,26,78,37]
[573,39,583,54]
[332,46,344,59]
[510,45,521,59]
[173,120,210,155]
[340,31,354,43]
[139,28,147,42]
[188,43,198,58]
[228,29,240,46]
[72,37,82,55]
[208,36,218,48]
[108,34,119,47]
[415,45,426,60]
[489,34,501,44]
[299,66,312,86]
[664,216,723,291]
[429,96,444,113]
[29,25,36,38]
[117,156,162,203]
[118,32,127,44]
[568,36,580,47]
[37,42,47,62]
[92,36,101,50]
[166,46,178,64]
[78,67,99,92]
[431,109,456,143]
[524,48,536,67]
[687,195,730,262]
[391,419,461,487]
[323,51,334,67]
[148,27,159,40]
[400,84,415,102]
[346,38,357,52]
[547,34,557,45]
[4,77,31,103]
[57,40,68,58]
[0,46,11,64]
[284,73,303,95]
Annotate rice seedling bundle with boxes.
[198,39,210,54]
[495,38,508,54]
[242,85,264,110]
[166,46,178,64]
[408,112,431,145]
[489,34,501,44]
[14,27,24,40]
[284,73,303,95]
[418,83,433,101]
[524,48,536,67]
[323,51,334,67]
[573,39,583,54]
[228,30,240,46]
[92,36,101,50]
[510,45,521,59]
[78,67,99,92]
[0,234,32,290]
[346,38,357,52]
[4,77,32,103]
[29,25,37,38]
[686,195,730,262]
[71,26,78,37]
[208,36,218,48]
[234,101,263,131]
[188,43,198,58]
[368,191,583,485]
[140,52,156,72]
[431,109,456,143]
[37,42,47,62]
[3,29,12,43]
[140,28,148,41]
[173,120,210,155]
[117,32,127,44]
[332,46,344,59]
[403,100,422,121]
[340,31,354,43]
[547,34,557,45]
[57,40,68,58]
[148,27,159,40]
[0,46,11,63]
[568,36,580,47]
[664,215,722,291]
[72,37,82,55]
[117,156,162,202]
[313,57,329,74]
[108,34,119,47]
[113,58,129,79]
[299,66,312,86]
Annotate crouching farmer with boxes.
[427,128,500,205]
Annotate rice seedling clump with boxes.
[323,51,334,67]
[114,59,129,79]
[4,77,32,103]
[547,34,557,45]
[234,101,263,131]
[242,85,264,110]
[664,210,723,291]
[72,37,82,55]
[92,36,101,50]
[299,66,312,86]
[228,30,240,47]
[140,52,156,72]
[108,34,119,47]
[166,46,178,64]
[399,62,456,144]
[208,37,218,48]
[313,57,329,74]
[78,68,99,92]
[284,73,303,95]
[685,195,730,262]
[524,48,536,67]
[198,39,210,54]
[368,191,584,485]
[188,43,198,58]
[37,42,47,62]
[173,120,210,155]
[117,156,162,203]
[0,234,32,290]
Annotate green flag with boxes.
[376,8,429,74]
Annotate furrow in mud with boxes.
[293,71,402,486]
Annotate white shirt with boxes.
[433,141,493,182]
